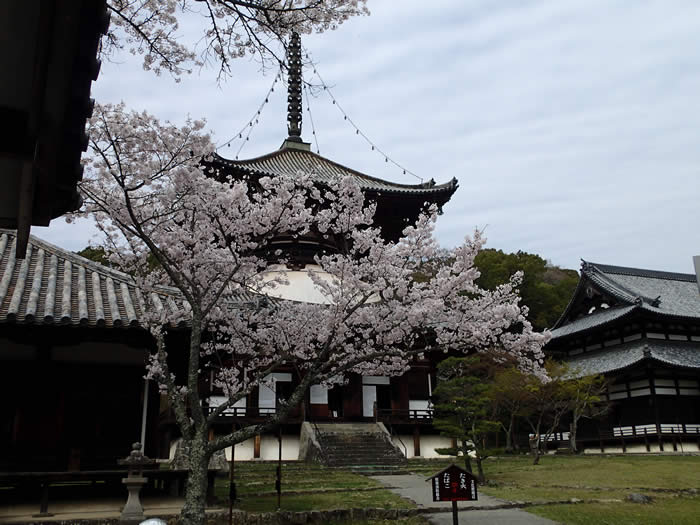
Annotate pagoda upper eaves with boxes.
[209,33,458,240]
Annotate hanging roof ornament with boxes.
[286,32,303,142]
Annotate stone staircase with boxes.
[312,423,407,474]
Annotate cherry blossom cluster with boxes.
[78,104,549,453]
[104,0,369,79]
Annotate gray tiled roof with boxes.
[550,305,637,339]
[566,339,700,377]
[0,230,282,329]
[551,261,700,338]
[0,229,187,328]
[213,148,458,196]
[585,261,700,319]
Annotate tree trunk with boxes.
[461,441,473,474]
[505,413,515,453]
[569,419,578,454]
[529,434,541,465]
[179,434,211,525]
[475,454,486,484]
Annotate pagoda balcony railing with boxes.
[376,408,434,424]
[160,406,304,425]
[203,405,303,420]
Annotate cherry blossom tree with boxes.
[103,0,370,80]
[78,103,549,525]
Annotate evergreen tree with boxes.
[432,356,500,482]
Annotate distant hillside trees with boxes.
[76,245,108,265]
[474,249,579,331]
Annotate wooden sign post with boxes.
[426,464,478,525]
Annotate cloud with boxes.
[39,0,700,274]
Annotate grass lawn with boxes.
[408,455,700,524]
[331,519,429,525]
[215,456,700,523]
[234,489,414,513]
[529,496,700,525]
[217,462,414,513]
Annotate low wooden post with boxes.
[254,434,261,459]
[229,422,236,525]
[413,425,421,457]
[276,426,282,510]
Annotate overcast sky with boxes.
[38,0,700,273]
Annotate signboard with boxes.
[428,464,478,502]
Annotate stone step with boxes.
[314,423,406,469]
[314,423,385,434]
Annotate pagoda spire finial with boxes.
[286,32,303,142]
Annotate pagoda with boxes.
[195,33,461,461]
[205,33,457,247]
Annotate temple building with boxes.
[547,260,700,453]
[0,230,163,471]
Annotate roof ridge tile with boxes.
[585,261,695,282]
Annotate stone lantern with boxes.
[118,442,156,524]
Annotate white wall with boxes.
[393,435,455,459]
[224,438,256,461]
[222,435,301,461]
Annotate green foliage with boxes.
[76,245,161,272]
[76,245,109,265]
[433,356,500,443]
[474,249,578,331]
[432,355,501,480]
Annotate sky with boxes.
[38,0,700,274]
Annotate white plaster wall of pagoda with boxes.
[254,435,300,461]
[393,435,455,459]
[584,442,700,454]
[223,439,256,461]
[257,264,334,304]
[221,435,300,461]
[258,264,380,305]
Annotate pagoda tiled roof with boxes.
[551,261,700,339]
[212,148,458,196]
[566,339,700,377]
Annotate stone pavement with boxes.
[370,474,560,525]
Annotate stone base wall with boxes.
[584,441,700,454]
[15,507,425,525]
[169,431,453,461]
